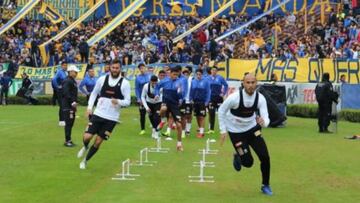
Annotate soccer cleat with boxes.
[152,132,159,139]
[157,121,166,131]
[64,141,75,147]
[77,146,87,158]
[261,185,273,196]
[181,131,186,138]
[176,143,184,152]
[58,121,66,127]
[233,153,242,172]
[161,131,170,137]
[79,159,87,170]
[185,131,190,136]
[206,130,215,134]
[196,133,204,138]
[139,130,146,135]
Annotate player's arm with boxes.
[87,76,104,111]
[221,76,229,96]
[257,94,270,127]
[218,92,238,145]
[205,80,211,105]
[141,84,150,111]
[134,76,141,103]
[79,79,88,95]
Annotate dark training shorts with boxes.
[85,115,117,140]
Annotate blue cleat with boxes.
[232,153,242,171]
[261,185,273,196]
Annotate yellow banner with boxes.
[15,64,87,80]
[228,58,360,84]
[39,2,65,24]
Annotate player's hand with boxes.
[256,116,265,127]
[220,133,227,146]
[86,108,92,117]
[71,102,77,108]
[146,108,151,113]
[111,98,119,106]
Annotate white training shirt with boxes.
[88,75,131,122]
[141,83,162,111]
[218,89,270,134]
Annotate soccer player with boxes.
[218,73,273,196]
[79,68,97,102]
[77,59,131,169]
[180,66,194,137]
[52,60,68,126]
[190,69,210,138]
[207,66,228,134]
[155,67,184,151]
[62,65,80,147]
[141,75,162,139]
[135,63,151,135]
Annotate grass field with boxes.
[0,105,359,203]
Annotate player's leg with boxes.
[169,105,183,151]
[208,101,216,134]
[185,104,193,136]
[248,132,272,195]
[157,103,167,130]
[228,132,254,171]
[63,109,75,147]
[139,104,146,135]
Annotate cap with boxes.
[67,65,80,72]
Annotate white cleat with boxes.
[153,132,159,139]
[79,159,87,169]
[77,147,87,158]
[58,121,66,127]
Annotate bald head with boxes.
[242,73,257,95]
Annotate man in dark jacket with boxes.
[62,65,79,147]
[315,73,338,133]
[79,38,89,63]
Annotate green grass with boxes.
[0,105,359,203]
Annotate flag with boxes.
[39,2,65,24]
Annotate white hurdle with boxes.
[193,149,215,167]
[149,137,169,153]
[189,160,215,183]
[112,159,140,181]
[131,148,157,166]
[198,138,218,154]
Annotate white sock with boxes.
[166,127,171,134]
[177,141,182,146]
[152,128,156,133]
[186,123,191,132]
[172,123,176,128]
[199,128,204,134]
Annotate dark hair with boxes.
[174,65,182,72]
[138,63,145,69]
[111,59,121,66]
[170,68,180,73]
[322,73,330,82]
[150,75,158,82]
[196,69,203,74]
[185,66,193,73]
[159,70,166,74]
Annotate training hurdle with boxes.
[149,137,170,153]
[112,159,139,181]
[131,148,157,166]
[189,160,215,183]
[198,138,218,155]
[193,149,215,167]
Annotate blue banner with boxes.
[341,84,360,109]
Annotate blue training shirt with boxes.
[207,74,228,100]
[52,69,67,89]
[79,74,97,95]
[155,77,183,105]
[190,77,210,104]
[135,73,151,102]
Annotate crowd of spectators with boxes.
[0,1,358,72]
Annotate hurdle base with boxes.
[149,148,169,153]
[112,177,136,181]
[188,175,215,183]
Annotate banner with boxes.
[38,2,65,24]
[341,84,360,109]
[15,64,87,80]
[17,0,337,21]
[228,58,360,84]
[0,63,9,74]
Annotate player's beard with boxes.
[111,72,120,78]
